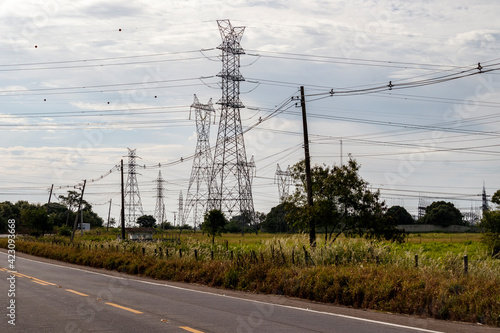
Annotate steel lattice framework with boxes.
[208,19,255,221]
[153,170,166,225]
[275,164,291,204]
[482,182,489,214]
[124,148,143,225]
[183,95,216,229]
[178,191,183,226]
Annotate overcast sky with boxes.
[0,0,499,225]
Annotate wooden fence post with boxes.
[415,254,418,268]
[464,255,468,274]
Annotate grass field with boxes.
[2,229,499,326]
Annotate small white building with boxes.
[77,223,91,231]
[126,228,155,241]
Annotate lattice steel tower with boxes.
[178,191,183,226]
[124,148,143,225]
[275,164,291,204]
[184,95,215,230]
[208,19,255,221]
[482,182,489,214]
[153,170,166,225]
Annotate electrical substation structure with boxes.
[208,19,255,222]
[183,95,216,230]
[154,170,166,226]
[124,148,144,226]
[275,164,291,204]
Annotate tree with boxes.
[20,205,51,236]
[225,217,243,233]
[46,202,69,228]
[492,190,500,207]
[0,201,20,233]
[420,201,463,227]
[481,189,500,256]
[158,221,173,230]
[287,157,404,243]
[136,215,156,228]
[262,203,290,233]
[202,209,227,244]
[480,210,500,256]
[386,206,415,225]
[59,191,82,226]
[178,224,192,234]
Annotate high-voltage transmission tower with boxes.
[183,95,216,230]
[417,195,430,220]
[482,182,489,214]
[153,170,166,225]
[124,148,143,226]
[208,19,255,222]
[275,164,291,204]
[178,191,183,227]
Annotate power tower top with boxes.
[217,19,245,55]
[275,164,291,204]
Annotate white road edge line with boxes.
[0,252,443,333]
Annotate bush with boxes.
[57,226,72,237]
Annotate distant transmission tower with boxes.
[275,164,291,204]
[178,191,184,227]
[208,19,255,222]
[417,195,430,220]
[124,148,143,226]
[482,182,489,214]
[184,95,216,230]
[153,170,166,225]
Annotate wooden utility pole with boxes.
[71,180,86,242]
[47,184,54,205]
[46,184,54,213]
[106,199,112,231]
[121,159,125,240]
[300,86,315,247]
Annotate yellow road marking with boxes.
[29,277,57,286]
[9,271,57,286]
[105,302,143,314]
[179,327,205,333]
[32,280,50,286]
[66,289,89,297]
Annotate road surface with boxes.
[0,250,497,333]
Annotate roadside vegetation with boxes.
[1,231,499,327]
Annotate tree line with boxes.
[0,190,103,236]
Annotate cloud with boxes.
[0,0,498,220]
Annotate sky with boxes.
[0,0,499,226]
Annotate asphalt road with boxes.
[0,250,498,333]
